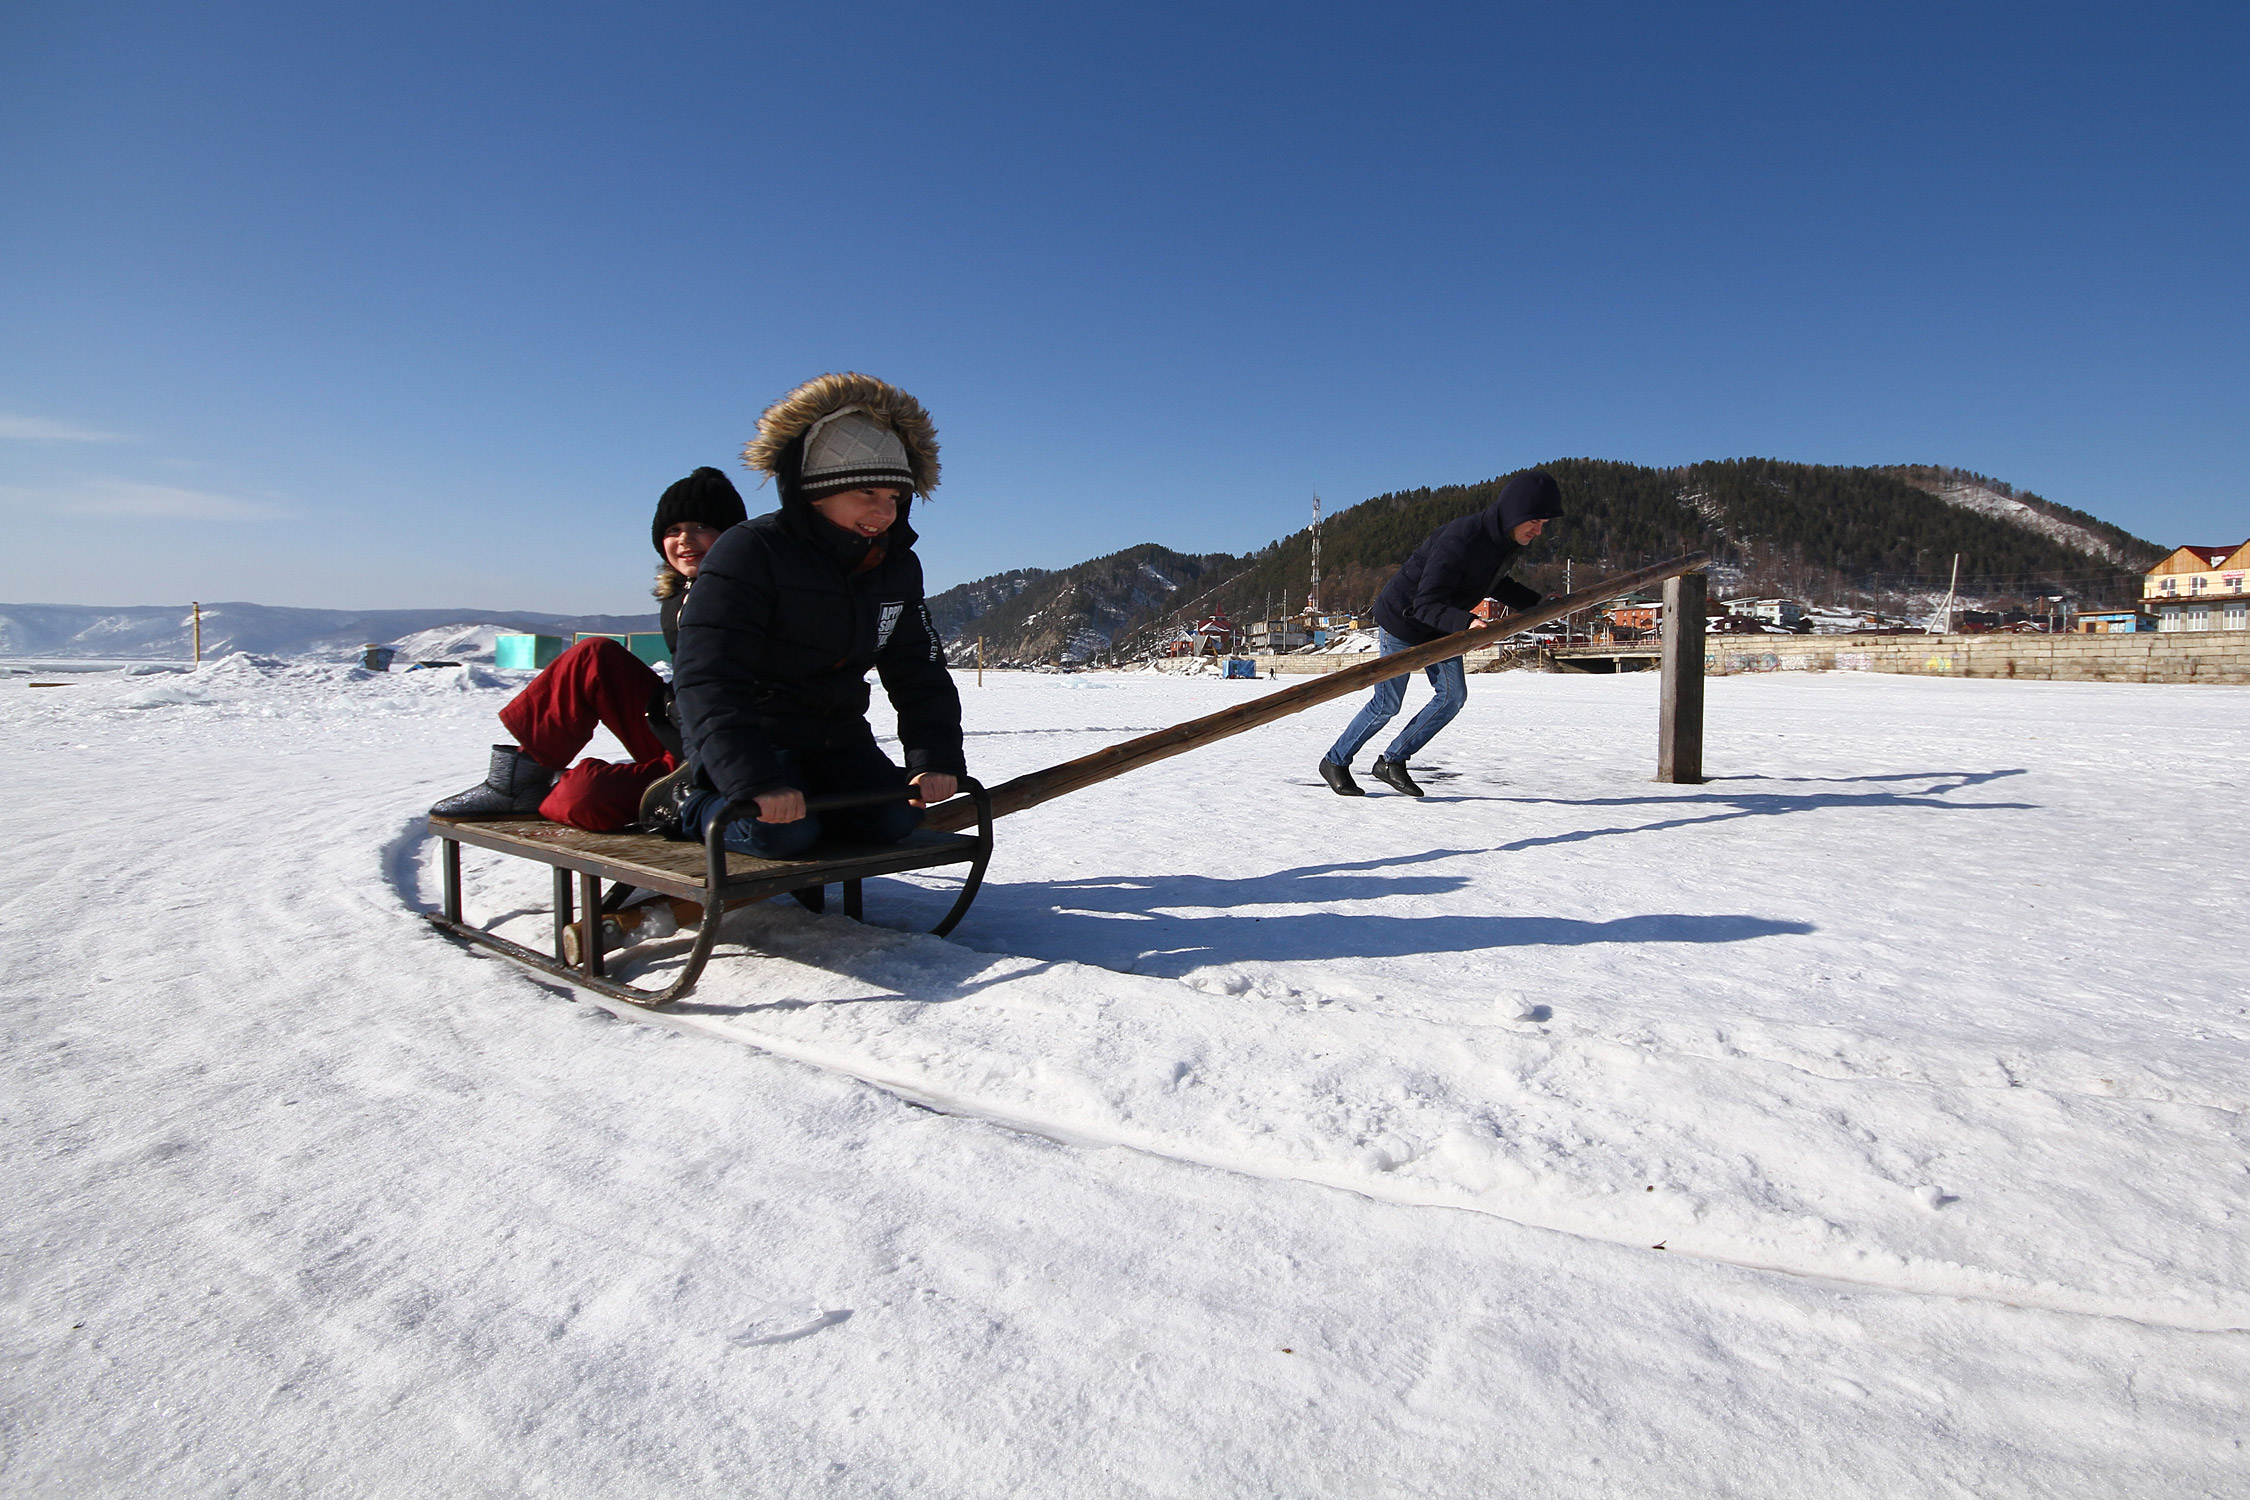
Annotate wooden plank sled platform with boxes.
[426,780,994,1008]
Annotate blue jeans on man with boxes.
[1324,628,1468,770]
[679,743,922,859]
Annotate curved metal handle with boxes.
[701,780,945,880]
[927,777,993,938]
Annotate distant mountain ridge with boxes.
[932,459,2166,665]
[926,545,1235,666]
[0,602,659,661]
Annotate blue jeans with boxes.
[1324,628,1468,767]
[681,744,922,859]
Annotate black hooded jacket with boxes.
[1372,471,1563,646]
[634,589,691,760]
[671,488,966,804]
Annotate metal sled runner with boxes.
[426,780,994,1008]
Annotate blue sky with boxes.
[3,1,2244,611]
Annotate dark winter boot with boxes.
[1370,757,1424,797]
[430,745,557,819]
[1317,759,1366,797]
[635,760,698,837]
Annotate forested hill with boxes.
[937,460,2165,665]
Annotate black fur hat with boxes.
[651,467,748,554]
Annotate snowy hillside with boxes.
[4,662,2245,1495]
[1918,478,2146,565]
[0,601,660,662]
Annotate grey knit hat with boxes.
[798,405,917,499]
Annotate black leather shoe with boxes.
[1370,758,1425,797]
[1317,759,1366,796]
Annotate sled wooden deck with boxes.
[426,780,993,1008]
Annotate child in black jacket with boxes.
[667,373,967,857]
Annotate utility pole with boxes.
[192,602,202,664]
[977,635,984,687]
[1930,554,1959,635]
[1308,494,1322,616]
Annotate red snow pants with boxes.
[496,637,676,831]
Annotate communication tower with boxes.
[1307,494,1322,616]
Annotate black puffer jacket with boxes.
[638,588,689,759]
[671,494,965,804]
[1372,470,1563,645]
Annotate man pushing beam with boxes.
[1318,470,1563,797]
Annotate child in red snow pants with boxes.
[495,638,677,830]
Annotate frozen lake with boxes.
[4,660,2245,1496]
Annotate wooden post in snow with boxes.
[922,552,1709,833]
[1658,570,1706,784]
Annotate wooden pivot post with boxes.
[922,552,1709,833]
[1658,570,1706,784]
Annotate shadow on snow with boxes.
[860,766,2033,976]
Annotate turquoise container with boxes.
[572,631,671,666]
[494,633,567,670]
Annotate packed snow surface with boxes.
[4,660,2246,1496]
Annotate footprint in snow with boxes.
[728,1305,852,1348]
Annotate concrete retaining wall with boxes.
[1710,631,2250,684]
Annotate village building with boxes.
[1605,599,1661,633]
[1723,598,1806,628]
[1244,617,1313,652]
[1190,609,1234,656]
[2145,541,2250,632]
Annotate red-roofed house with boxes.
[2145,541,2250,632]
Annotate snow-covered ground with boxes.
[4,661,2245,1497]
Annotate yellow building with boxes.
[2145,540,2250,632]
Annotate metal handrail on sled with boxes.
[424,777,995,1008]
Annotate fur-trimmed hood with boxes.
[742,372,940,499]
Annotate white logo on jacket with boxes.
[876,601,905,651]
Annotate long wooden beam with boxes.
[921,551,1708,833]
